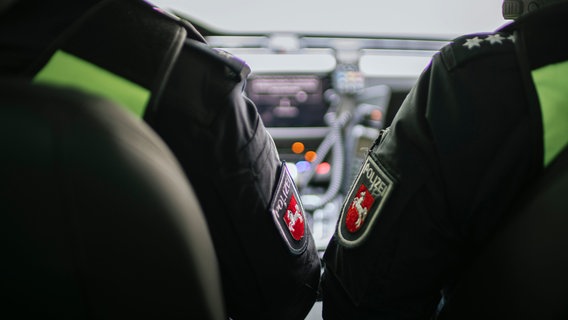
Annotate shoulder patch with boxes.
[185,39,251,81]
[269,162,309,255]
[441,32,516,71]
[337,156,394,247]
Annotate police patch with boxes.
[270,162,308,255]
[338,156,393,247]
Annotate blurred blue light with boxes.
[296,161,311,173]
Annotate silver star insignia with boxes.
[463,37,483,49]
[507,34,516,43]
[486,34,505,45]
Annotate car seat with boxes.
[0,80,225,320]
[437,145,568,319]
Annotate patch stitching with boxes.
[270,163,308,255]
[337,156,393,247]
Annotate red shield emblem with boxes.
[283,194,305,240]
[338,156,394,247]
[270,163,309,254]
[345,184,375,233]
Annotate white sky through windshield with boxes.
[152,0,508,38]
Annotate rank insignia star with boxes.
[463,36,483,49]
[486,34,505,45]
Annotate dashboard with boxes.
[247,75,330,128]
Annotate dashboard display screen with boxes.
[246,75,331,127]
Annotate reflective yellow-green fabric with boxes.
[532,60,568,167]
[34,50,150,117]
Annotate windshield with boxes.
[151,0,508,38]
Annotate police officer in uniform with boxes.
[322,0,568,318]
[0,1,320,319]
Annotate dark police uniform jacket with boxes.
[0,0,320,319]
[322,2,568,319]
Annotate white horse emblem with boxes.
[351,191,369,229]
[286,203,304,233]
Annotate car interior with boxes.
[192,26,447,254]
[2,0,568,319]
[188,14,568,320]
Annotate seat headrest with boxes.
[439,146,568,319]
[0,80,225,319]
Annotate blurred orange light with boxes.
[291,142,305,154]
[305,151,317,162]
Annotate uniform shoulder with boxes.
[439,31,517,71]
[146,2,251,82]
[185,39,251,82]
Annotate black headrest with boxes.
[0,80,225,319]
[439,146,568,319]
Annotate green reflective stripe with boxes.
[33,50,150,117]
[532,60,568,167]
